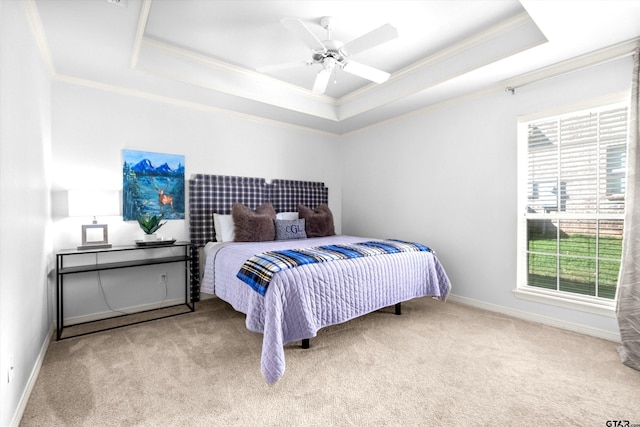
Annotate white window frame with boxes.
[514,93,629,317]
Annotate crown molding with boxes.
[337,11,541,106]
[336,10,546,122]
[136,36,340,121]
[130,0,152,68]
[344,39,637,137]
[503,37,639,92]
[140,37,329,102]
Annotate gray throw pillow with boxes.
[275,219,307,240]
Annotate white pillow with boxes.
[213,213,235,242]
[276,211,299,220]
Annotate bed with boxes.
[189,174,451,384]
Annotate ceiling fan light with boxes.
[342,61,390,84]
[322,57,337,70]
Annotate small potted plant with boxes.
[137,213,166,242]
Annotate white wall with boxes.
[2,2,634,423]
[0,1,52,425]
[340,56,633,339]
[51,81,342,318]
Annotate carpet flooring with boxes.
[20,297,640,426]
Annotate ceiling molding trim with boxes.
[335,39,534,122]
[337,11,541,106]
[140,37,337,104]
[52,74,339,137]
[135,57,338,123]
[343,38,638,138]
[396,11,543,80]
[336,13,546,121]
[502,37,640,92]
[137,37,340,121]
[135,62,339,121]
[130,0,152,69]
[137,38,339,121]
[23,0,55,76]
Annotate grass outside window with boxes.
[527,228,622,299]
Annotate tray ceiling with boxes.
[32,0,640,134]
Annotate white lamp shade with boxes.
[67,190,120,217]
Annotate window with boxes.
[517,101,628,311]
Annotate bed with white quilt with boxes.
[189,174,451,384]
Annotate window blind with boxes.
[521,104,628,300]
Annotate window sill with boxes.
[513,287,616,318]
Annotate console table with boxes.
[56,242,195,340]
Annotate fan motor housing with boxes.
[314,39,345,63]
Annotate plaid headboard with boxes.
[189,174,329,246]
[189,174,270,248]
[188,174,329,299]
[270,179,329,213]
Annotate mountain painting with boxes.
[122,149,185,221]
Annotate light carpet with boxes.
[20,297,640,426]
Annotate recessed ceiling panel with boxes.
[144,0,527,98]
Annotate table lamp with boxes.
[67,190,120,249]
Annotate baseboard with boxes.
[446,294,621,343]
[63,297,186,325]
[10,323,53,427]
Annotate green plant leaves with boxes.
[137,213,167,234]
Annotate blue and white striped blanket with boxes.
[237,239,431,296]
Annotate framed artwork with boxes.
[122,149,185,221]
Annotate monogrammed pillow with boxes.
[275,219,307,240]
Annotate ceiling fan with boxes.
[261,16,398,94]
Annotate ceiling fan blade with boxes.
[342,23,398,56]
[312,68,332,94]
[257,61,308,74]
[281,18,327,53]
[342,60,390,84]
